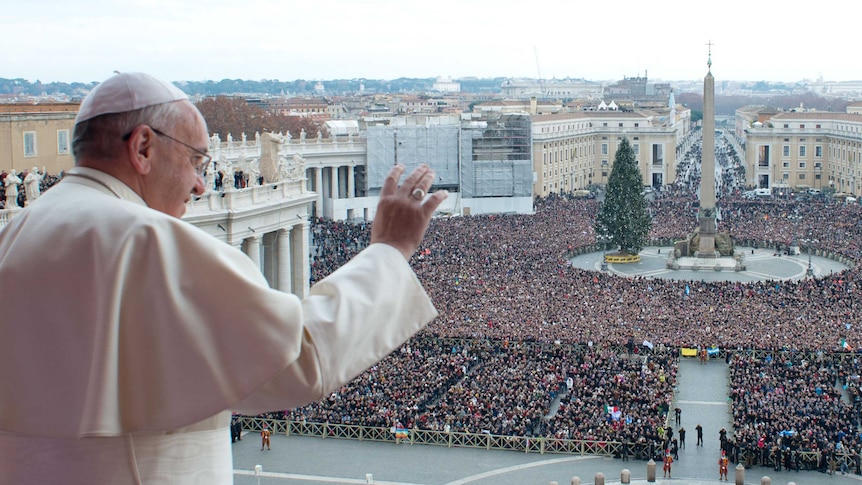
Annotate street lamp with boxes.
[597,234,612,271]
[802,230,815,277]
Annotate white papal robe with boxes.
[0,167,437,484]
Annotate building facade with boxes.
[741,110,862,195]
[0,104,77,173]
[531,111,680,197]
[500,79,603,100]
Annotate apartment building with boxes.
[741,110,862,195]
[0,104,78,173]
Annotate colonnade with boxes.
[232,222,310,298]
[309,165,356,219]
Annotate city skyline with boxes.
[3,0,859,85]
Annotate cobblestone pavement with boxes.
[570,246,849,283]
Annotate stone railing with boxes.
[185,178,307,214]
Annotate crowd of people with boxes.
[729,353,861,472]
[406,194,862,351]
[287,190,862,474]
[287,338,678,450]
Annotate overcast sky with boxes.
[3,0,857,85]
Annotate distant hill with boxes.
[2,76,849,116]
[0,77,508,98]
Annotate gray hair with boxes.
[71,102,187,163]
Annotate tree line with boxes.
[195,97,325,140]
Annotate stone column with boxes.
[314,167,323,218]
[244,235,261,270]
[290,222,310,298]
[330,166,340,199]
[277,228,292,293]
[347,165,355,198]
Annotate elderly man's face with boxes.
[145,102,208,218]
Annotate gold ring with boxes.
[411,188,426,200]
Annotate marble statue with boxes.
[291,154,306,179]
[276,156,291,181]
[23,167,43,205]
[222,157,234,191]
[4,169,22,208]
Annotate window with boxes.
[618,123,623,127]
[652,144,663,165]
[800,124,805,129]
[815,146,822,157]
[782,162,790,168]
[784,124,789,128]
[799,162,806,169]
[634,123,639,128]
[783,173,789,180]
[601,143,608,155]
[799,173,806,180]
[602,123,608,127]
[23,132,36,157]
[632,144,639,155]
[57,130,69,155]
[799,146,806,157]
[758,146,770,167]
[783,145,790,157]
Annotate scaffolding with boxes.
[462,113,532,198]
[365,114,532,200]
[365,123,460,195]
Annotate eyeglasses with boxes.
[122,126,212,177]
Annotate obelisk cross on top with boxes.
[706,40,713,71]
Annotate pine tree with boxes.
[594,137,651,255]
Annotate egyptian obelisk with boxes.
[697,43,718,258]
